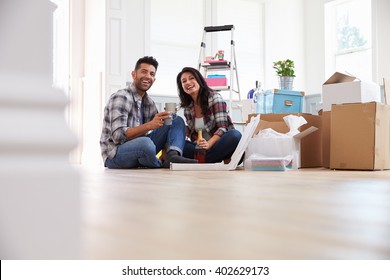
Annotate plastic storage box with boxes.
[205,74,227,87]
[256,89,274,114]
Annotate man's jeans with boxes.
[105,115,186,168]
[183,129,242,163]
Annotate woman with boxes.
[176,67,242,163]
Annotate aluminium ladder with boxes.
[197,24,242,121]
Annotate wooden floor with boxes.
[79,165,390,260]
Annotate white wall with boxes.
[115,0,305,92]
[125,0,148,75]
[82,0,106,165]
[263,0,306,91]
[69,0,86,164]
[304,0,325,94]
[118,0,319,93]
[373,0,390,84]
[75,0,390,101]
[82,0,328,97]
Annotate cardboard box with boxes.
[272,89,304,113]
[321,110,331,168]
[384,78,390,105]
[247,113,322,168]
[330,102,390,170]
[322,72,381,111]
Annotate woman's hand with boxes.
[197,138,211,150]
[197,134,221,150]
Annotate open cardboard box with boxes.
[322,72,381,112]
[248,113,322,167]
[245,115,318,169]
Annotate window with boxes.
[325,0,372,80]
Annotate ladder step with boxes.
[231,105,243,110]
[204,25,234,32]
[210,86,230,91]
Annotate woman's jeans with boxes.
[105,116,186,168]
[183,129,242,163]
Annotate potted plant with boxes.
[273,59,295,90]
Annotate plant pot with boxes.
[278,76,294,90]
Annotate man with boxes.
[100,56,197,168]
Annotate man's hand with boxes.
[125,112,172,140]
[149,111,171,129]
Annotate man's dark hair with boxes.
[134,56,159,71]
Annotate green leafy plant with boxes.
[273,59,295,77]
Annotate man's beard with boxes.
[135,77,152,92]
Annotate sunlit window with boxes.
[325,0,372,80]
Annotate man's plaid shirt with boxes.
[99,83,158,162]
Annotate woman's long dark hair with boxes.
[176,67,213,116]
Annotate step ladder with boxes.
[197,24,242,121]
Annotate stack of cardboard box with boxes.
[321,72,389,170]
[245,72,390,171]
